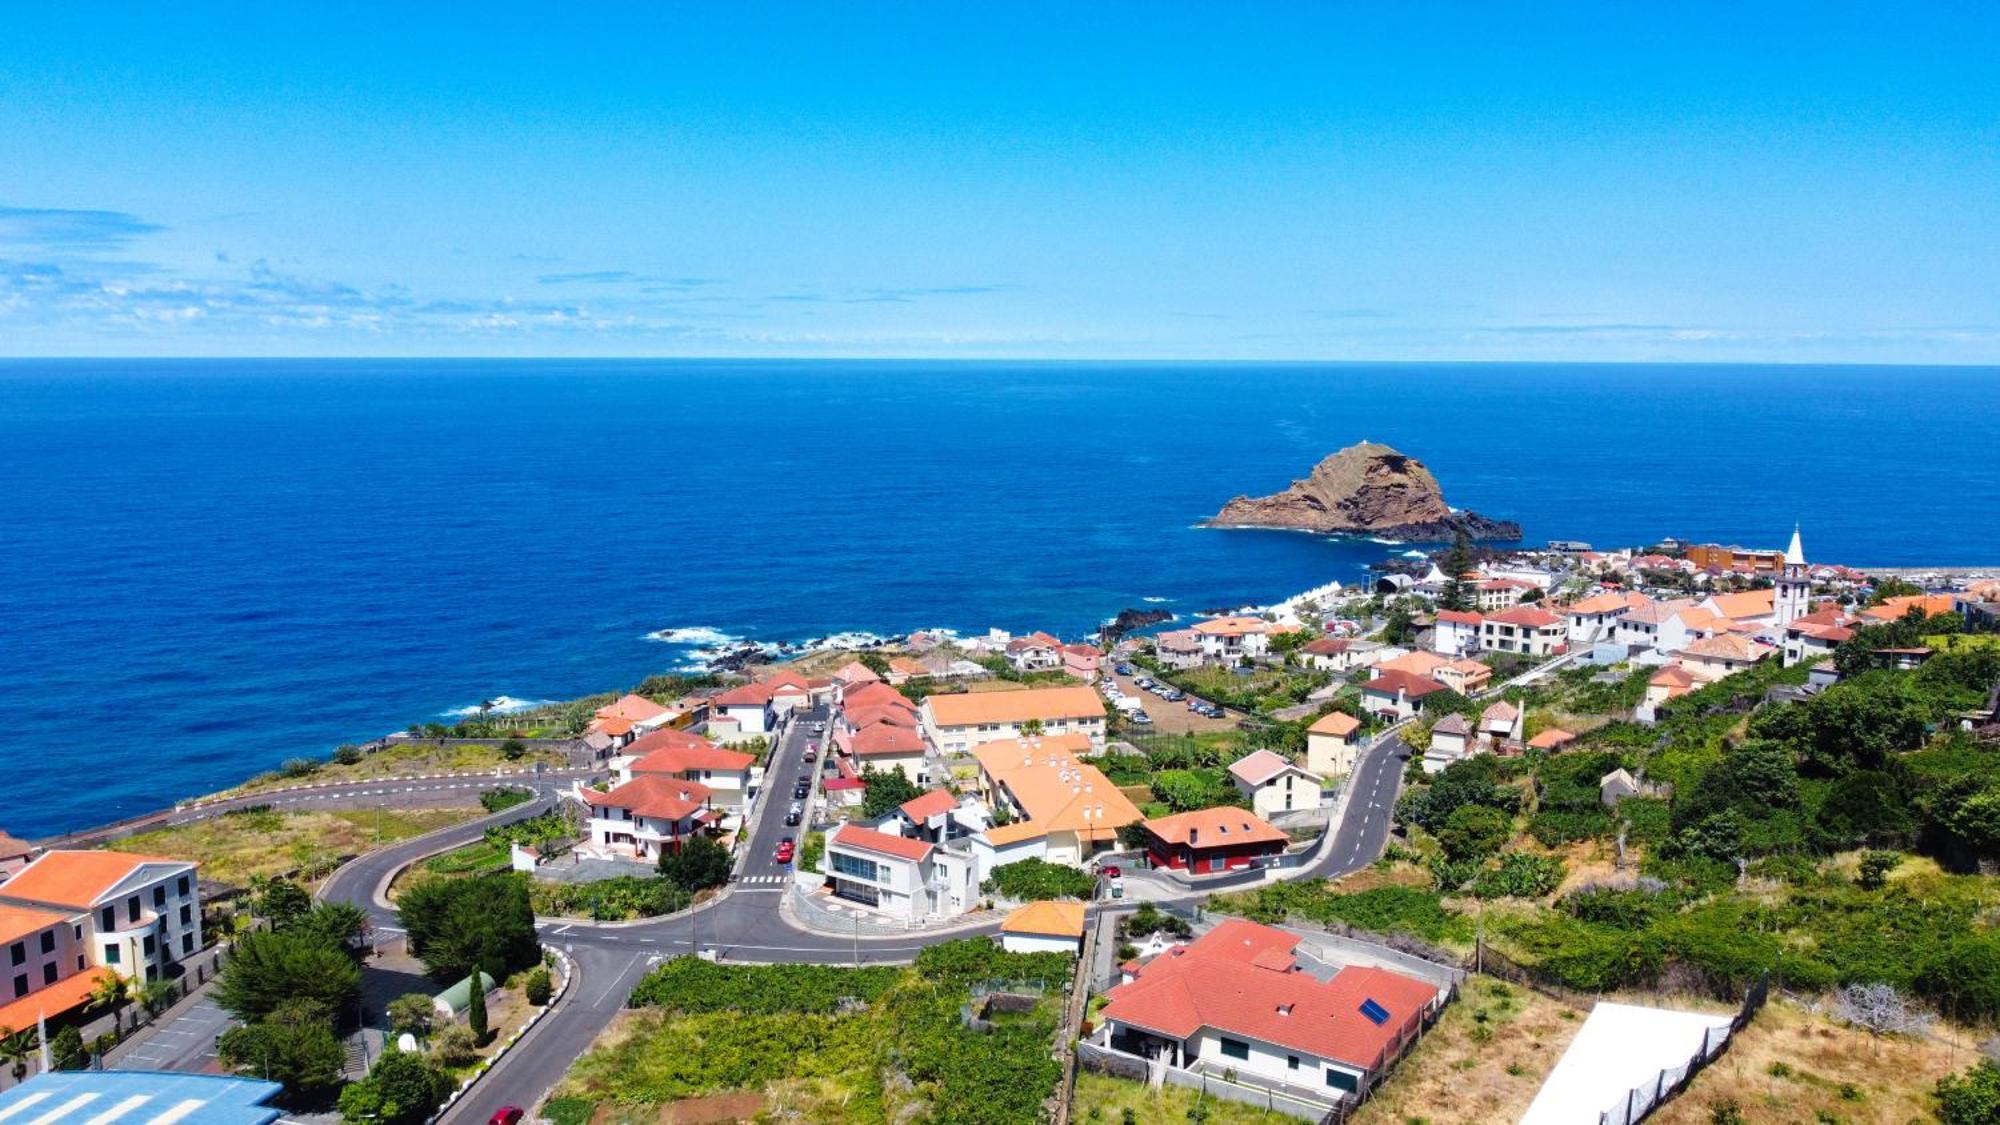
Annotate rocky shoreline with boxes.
[1208,441,1521,542]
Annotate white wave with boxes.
[1142,596,1172,603]
[1401,549,1429,559]
[1367,536,1405,546]
[645,625,742,645]
[443,695,552,718]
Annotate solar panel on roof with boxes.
[1359,998,1391,1025]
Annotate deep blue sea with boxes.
[3,360,1998,836]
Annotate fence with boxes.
[1074,1037,1338,1123]
[1595,973,1769,1125]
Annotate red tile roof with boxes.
[1308,711,1361,737]
[0,967,116,1032]
[0,850,189,910]
[1227,750,1307,787]
[595,693,670,724]
[1300,636,1351,655]
[830,823,933,863]
[630,736,755,777]
[1359,670,1448,698]
[853,723,926,757]
[899,789,959,822]
[1103,920,1437,1070]
[842,682,916,713]
[1485,606,1562,628]
[582,776,713,821]
[846,703,919,730]
[1143,807,1288,850]
[1435,610,1483,625]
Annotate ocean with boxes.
[2,359,1997,837]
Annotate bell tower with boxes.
[1775,525,1810,626]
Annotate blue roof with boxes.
[0,1071,284,1124]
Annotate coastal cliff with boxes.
[1208,442,1521,541]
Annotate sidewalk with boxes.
[779,884,1007,938]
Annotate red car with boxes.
[489,1109,524,1125]
[775,839,797,863]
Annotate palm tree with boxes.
[0,1025,40,1085]
[138,978,180,1018]
[88,974,131,1034]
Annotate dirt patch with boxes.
[1108,671,1243,734]
[1353,974,1586,1125]
[643,1092,766,1124]
[1332,862,1435,894]
[1650,998,1976,1125]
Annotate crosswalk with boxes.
[737,874,789,885]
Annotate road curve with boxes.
[318,730,1411,1120]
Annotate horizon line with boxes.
[4,354,2000,370]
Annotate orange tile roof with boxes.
[0,967,115,1032]
[1001,900,1086,938]
[1485,606,1562,628]
[834,660,882,685]
[1143,807,1288,850]
[1227,750,1311,787]
[629,738,754,777]
[1435,610,1483,625]
[1308,711,1361,737]
[712,681,775,707]
[0,903,69,946]
[1679,634,1773,662]
[1360,670,1448,698]
[582,776,713,821]
[595,693,670,724]
[589,715,635,738]
[842,682,916,713]
[1300,636,1351,655]
[1192,616,1286,636]
[853,724,926,757]
[1861,593,1957,621]
[845,703,919,730]
[830,823,933,863]
[924,685,1105,727]
[1528,728,1577,750]
[899,789,959,822]
[1103,920,1435,1069]
[1706,589,1776,621]
[1375,650,1450,677]
[1565,592,1641,615]
[972,737,1143,844]
[0,850,188,910]
[1649,664,1696,688]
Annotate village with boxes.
[3,528,1999,1124]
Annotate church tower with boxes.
[1775,525,1810,626]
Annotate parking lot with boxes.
[1103,668,1242,734]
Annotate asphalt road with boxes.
[734,704,827,887]
[315,729,1413,1121]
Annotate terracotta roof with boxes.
[853,723,927,757]
[887,657,928,677]
[1005,631,1063,653]
[1478,578,1537,590]
[1435,610,1483,625]
[1308,711,1361,737]
[830,823,933,863]
[1565,592,1641,615]
[1154,628,1200,652]
[1300,636,1351,655]
[1679,634,1773,662]
[972,737,1143,845]
[1360,670,1448,699]
[1485,606,1562,628]
[1193,616,1285,636]
[899,789,959,822]
[588,716,635,738]
[842,682,916,713]
[1620,599,1697,626]
[0,966,116,1032]
[1862,594,1958,621]
[582,776,713,821]
[712,681,775,708]
[1649,664,1696,688]
[1705,589,1776,620]
[1431,713,1472,736]
[1528,728,1577,749]
[0,850,189,910]
[629,735,755,777]
[834,660,883,685]
[924,685,1106,727]
[1226,749,1312,788]
[595,693,670,724]
[1103,920,1435,1069]
[1001,900,1087,938]
[1375,650,1451,677]
[1481,700,1519,723]
[845,703,919,730]
[1143,807,1288,850]
[0,903,69,946]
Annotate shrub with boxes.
[479,787,533,813]
[629,957,900,1014]
[387,993,434,1037]
[1936,1060,2000,1125]
[333,744,364,766]
[338,1048,451,1124]
[983,858,1095,901]
[524,965,553,1006]
[499,738,528,761]
[279,757,322,778]
[1469,852,1565,899]
[428,1022,478,1067]
[657,835,732,893]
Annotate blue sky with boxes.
[3,3,1998,361]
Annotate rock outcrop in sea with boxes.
[1208,441,1521,541]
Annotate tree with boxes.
[657,835,732,893]
[292,902,369,950]
[338,1048,450,1125]
[1382,601,1417,646]
[1833,982,1934,1038]
[1936,1060,2000,1124]
[1437,804,1512,863]
[465,966,489,1045]
[1021,717,1045,738]
[214,930,361,1026]
[524,965,553,1006]
[1856,850,1900,890]
[1440,532,1475,612]
[428,1022,477,1066]
[397,875,540,985]
[858,766,924,819]
[218,1000,346,1104]
[253,878,314,930]
[499,738,527,761]
[0,1025,38,1084]
[387,992,435,1038]
[49,1025,85,1071]
[858,652,892,676]
[1116,821,1153,852]
[1868,577,1924,606]
[88,972,132,1033]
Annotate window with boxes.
[75,955,84,972]
[143,934,156,955]
[103,945,120,965]
[829,852,882,882]
[8,942,21,966]
[127,898,140,924]
[40,931,54,955]
[1288,1055,1300,1071]
[1325,1069,1359,1092]
[180,905,192,926]
[178,875,191,896]
[10,974,23,998]
[182,933,194,955]
[100,908,114,931]
[41,963,56,986]
[153,886,166,908]
[1218,1037,1250,1061]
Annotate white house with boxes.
[1226,750,1324,818]
[820,823,976,924]
[1004,631,1064,672]
[1193,616,1291,663]
[1430,611,1483,657]
[577,776,717,860]
[1358,671,1447,721]
[622,729,755,813]
[998,901,1087,956]
[1479,607,1566,657]
[0,851,204,992]
[1097,919,1442,1103]
[1304,711,1363,779]
[1615,600,1705,655]
[1424,713,1473,774]
[1563,592,1649,646]
[919,685,1108,755]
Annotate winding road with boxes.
[316,719,1415,1122]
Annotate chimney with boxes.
[1188,827,1199,846]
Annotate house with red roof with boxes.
[577,776,719,860]
[1142,807,1290,874]
[1305,711,1363,779]
[621,728,756,812]
[1358,670,1448,721]
[1479,606,1567,658]
[1061,643,1105,682]
[1563,592,1652,646]
[1004,631,1065,672]
[888,789,972,844]
[1298,635,1381,674]
[0,831,33,878]
[1474,578,1539,612]
[819,823,976,925]
[1095,918,1444,1101]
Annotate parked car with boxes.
[489,1108,524,1125]
[775,838,796,863]
[1115,663,1135,677]
[784,810,802,826]
[1130,710,1153,725]
[803,748,818,762]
